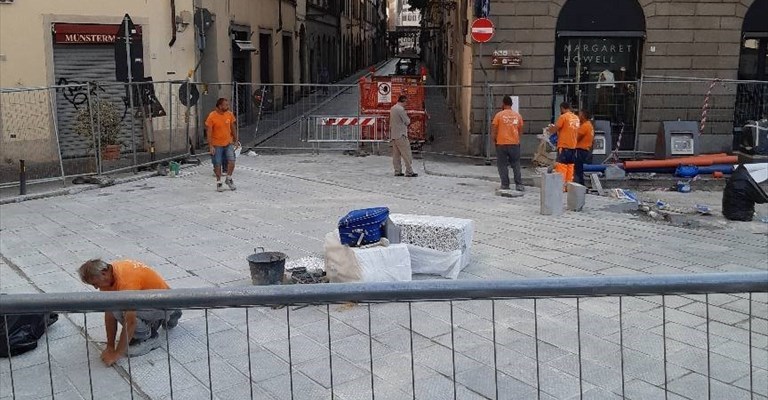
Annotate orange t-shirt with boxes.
[205,110,236,147]
[576,120,595,150]
[492,109,524,145]
[555,111,579,150]
[101,260,170,292]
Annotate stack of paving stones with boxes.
[389,214,474,266]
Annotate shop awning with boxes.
[743,0,767,36]
[556,0,646,34]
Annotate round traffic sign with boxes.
[471,18,494,43]
[378,82,391,95]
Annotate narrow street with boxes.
[240,58,464,155]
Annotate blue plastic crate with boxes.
[338,207,389,246]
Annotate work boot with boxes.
[516,184,525,192]
[127,330,161,357]
[225,177,236,191]
[162,310,183,330]
[394,172,405,177]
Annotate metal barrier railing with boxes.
[301,115,388,154]
[1,272,766,400]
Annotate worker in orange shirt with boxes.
[574,109,595,185]
[205,98,238,192]
[492,96,525,191]
[547,102,579,187]
[78,259,182,366]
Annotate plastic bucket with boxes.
[246,247,287,285]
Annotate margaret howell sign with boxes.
[53,23,142,44]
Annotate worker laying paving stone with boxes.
[77,259,182,366]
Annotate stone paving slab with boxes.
[1,154,767,400]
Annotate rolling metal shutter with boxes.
[53,45,140,158]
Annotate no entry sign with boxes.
[471,18,494,43]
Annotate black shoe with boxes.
[127,330,161,357]
[129,328,158,347]
[405,173,418,177]
[162,310,182,329]
[394,173,405,177]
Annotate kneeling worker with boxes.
[78,259,182,366]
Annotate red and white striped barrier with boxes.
[699,78,720,136]
[320,117,377,126]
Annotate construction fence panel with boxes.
[487,81,642,158]
[1,273,766,400]
[0,87,68,188]
[302,115,388,154]
[92,81,192,175]
[240,83,360,152]
[639,77,768,150]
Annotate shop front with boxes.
[52,23,144,158]
[733,0,768,143]
[554,0,645,150]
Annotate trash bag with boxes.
[0,312,58,358]
[722,165,768,221]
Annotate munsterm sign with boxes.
[53,23,143,44]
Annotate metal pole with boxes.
[19,159,26,195]
[86,86,98,175]
[633,76,644,157]
[93,88,103,174]
[48,88,67,183]
[3,273,766,314]
[185,80,193,154]
[168,81,173,159]
[123,16,138,172]
[234,82,239,143]
[486,84,492,165]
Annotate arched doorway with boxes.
[555,0,646,149]
[733,0,768,139]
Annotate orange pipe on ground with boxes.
[624,155,737,169]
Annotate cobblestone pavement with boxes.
[1,154,766,400]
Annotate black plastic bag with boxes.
[0,313,58,358]
[722,165,768,221]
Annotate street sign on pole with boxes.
[471,18,494,43]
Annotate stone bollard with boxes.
[540,173,564,216]
[566,182,587,211]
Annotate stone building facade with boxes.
[424,0,767,156]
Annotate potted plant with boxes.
[74,99,123,160]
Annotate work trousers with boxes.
[574,148,592,185]
[392,136,414,175]
[554,148,576,186]
[496,144,522,188]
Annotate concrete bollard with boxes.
[566,182,587,211]
[540,173,564,216]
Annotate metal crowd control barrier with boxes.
[1,272,766,400]
[302,115,388,154]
